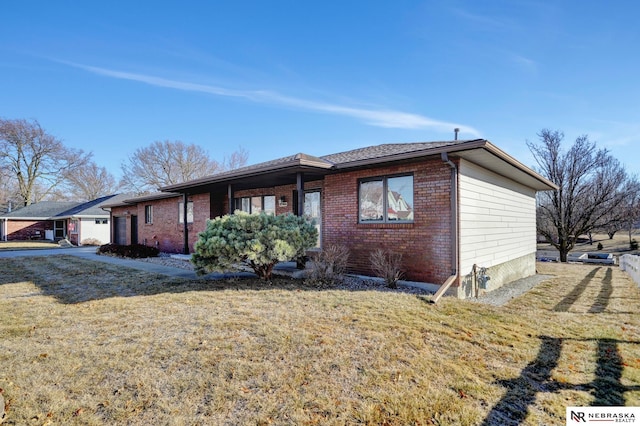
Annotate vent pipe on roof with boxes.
[454,128,460,140]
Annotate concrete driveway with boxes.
[0,246,201,279]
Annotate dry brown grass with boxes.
[1,256,639,425]
[0,241,60,251]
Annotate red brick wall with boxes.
[110,193,210,253]
[108,162,454,285]
[139,193,210,253]
[6,220,52,240]
[323,158,454,284]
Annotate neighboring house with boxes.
[0,194,131,245]
[106,139,557,298]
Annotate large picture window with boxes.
[235,195,276,215]
[359,174,414,222]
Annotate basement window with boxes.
[358,174,414,223]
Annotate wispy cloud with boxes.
[450,8,519,32]
[511,54,537,72]
[65,62,480,136]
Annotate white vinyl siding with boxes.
[458,159,537,275]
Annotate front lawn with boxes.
[1,257,638,425]
[0,241,60,251]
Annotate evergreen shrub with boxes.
[192,212,318,280]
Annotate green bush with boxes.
[192,212,318,280]
[97,243,159,258]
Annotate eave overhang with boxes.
[154,140,557,195]
[160,154,334,194]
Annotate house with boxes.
[0,194,131,245]
[101,192,201,250]
[105,139,557,298]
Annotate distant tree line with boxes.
[0,117,248,209]
[529,129,640,261]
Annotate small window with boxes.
[102,219,108,224]
[95,219,109,225]
[179,201,194,224]
[359,174,414,223]
[95,219,101,225]
[145,205,153,224]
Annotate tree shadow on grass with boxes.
[482,335,640,425]
[0,255,425,304]
[553,267,601,312]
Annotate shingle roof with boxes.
[320,140,469,165]
[159,139,557,193]
[1,201,81,219]
[54,194,132,217]
[0,194,132,219]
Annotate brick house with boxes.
[0,194,130,245]
[106,139,557,298]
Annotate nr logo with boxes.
[570,410,586,422]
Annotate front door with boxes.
[113,217,126,245]
[304,191,321,248]
[54,220,66,240]
[130,215,138,245]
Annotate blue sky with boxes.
[2,1,639,180]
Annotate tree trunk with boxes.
[558,237,569,262]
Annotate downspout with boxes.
[182,193,189,255]
[432,152,459,303]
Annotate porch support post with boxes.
[227,184,234,215]
[296,172,304,217]
[182,193,190,255]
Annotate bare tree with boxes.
[598,178,640,239]
[120,140,248,193]
[0,166,20,212]
[223,146,249,170]
[621,182,640,246]
[529,129,637,261]
[61,161,120,201]
[0,118,91,206]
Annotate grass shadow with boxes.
[482,335,640,424]
[553,267,600,312]
[0,256,427,304]
[593,338,625,405]
[588,267,613,313]
[481,335,562,425]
